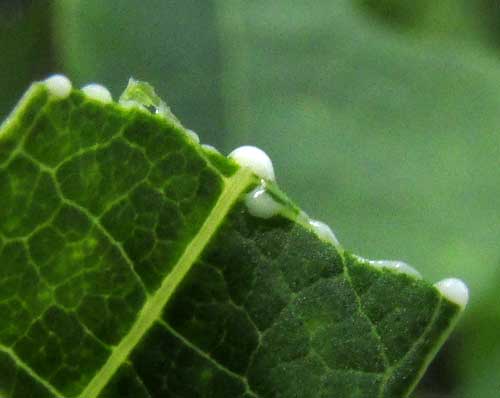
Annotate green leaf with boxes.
[0,79,464,398]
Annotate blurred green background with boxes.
[1,1,499,397]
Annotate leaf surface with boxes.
[53,0,500,307]
[0,81,463,397]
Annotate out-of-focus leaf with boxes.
[0,1,54,119]
[454,274,500,398]
[53,0,226,144]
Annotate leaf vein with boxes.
[0,344,64,398]
[78,167,254,398]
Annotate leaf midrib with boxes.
[79,167,254,398]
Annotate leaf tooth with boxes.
[353,254,422,279]
[370,260,422,279]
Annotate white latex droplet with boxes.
[44,74,72,98]
[186,129,200,143]
[309,219,340,247]
[228,146,275,181]
[82,83,112,103]
[245,186,282,218]
[119,100,137,108]
[434,278,469,309]
[202,144,220,154]
[369,260,422,279]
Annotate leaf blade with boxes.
[0,81,464,398]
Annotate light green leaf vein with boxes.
[79,167,254,398]
[0,344,64,398]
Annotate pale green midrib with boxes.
[214,0,252,146]
[0,344,64,398]
[79,167,254,398]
